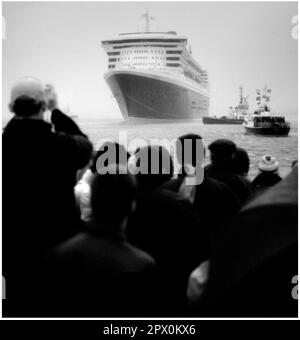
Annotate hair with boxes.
[208,139,237,162]
[11,96,45,117]
[135,145,174,188]
[176,133,204,170]
[233,147,250,175]
[90,165,137,227]
[91,142,130,174]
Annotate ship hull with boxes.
[244,126,290,136]
[104,70,209,120]
[203,117,244,125]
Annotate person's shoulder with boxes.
[3,118,52,137]
[236,173,251,184]
[245,168,297,211]
[49,232,90,259]
[204,164,212,171]
[159,187,194,209]
[138,186,178,202]
[201,176,236,194]
[161,177,183,192]
[252,172,263,180]
[201,176,224,188]
[124,241,157,267]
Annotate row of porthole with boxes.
[122,50,165,54]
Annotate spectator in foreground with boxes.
[127,145,206,314]
[75,141,130,222]
[193,166,298,317]
[233,147,250,177]
[2,78,93,316]
[252,155,282,193]
[46,166,160,317]
[163,134,240,308]
[205,139,252,204]
[164,134,241,234]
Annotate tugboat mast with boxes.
[239,85,243,104]
[256,85,271,114]
[235,85,249,116]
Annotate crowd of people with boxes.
[2,78,298,317]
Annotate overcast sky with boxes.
[2,1,298,120]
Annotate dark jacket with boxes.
[194,167,298,317]
[45,225,160,317]
[205,163,252,204]
[2,109,93,316]
[252,171,282,192]
[163,176,241,236]
[127,187,208,314]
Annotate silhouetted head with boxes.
[91,141,131,174]
[134,145,174,189]
[234,147,250,176]
[9,77,47,118]
[91,165,137,229]
[176,134,204,175]
[208,139,237,164]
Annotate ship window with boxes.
[166,50,182,54]
[103,38,187,45]
[166,57,180,61]
[113,45,180,49]
[108,65,115,69]
[166,63,180,67]
[107,51,120,56]
[109,58,117,62]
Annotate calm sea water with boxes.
[78,118,298,180]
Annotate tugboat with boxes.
[243,85,290,136]
[203,86,249,124]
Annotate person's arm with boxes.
[51,108,88,137]
[45,83,87,137]
[54,126,93,170]
[45,84,93,169]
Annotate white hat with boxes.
[258,155,279,172]
[10,77,46,104]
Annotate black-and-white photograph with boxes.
[1,0,298,321]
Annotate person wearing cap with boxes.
[252,155,282,193]
[205,139,252,204]
[2,77,93,316]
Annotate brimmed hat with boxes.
[258,155,279,172]
[10,77,46,104]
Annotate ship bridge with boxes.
[102,31,187,72]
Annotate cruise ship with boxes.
[101,11,209,120]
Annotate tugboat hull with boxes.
[244,126,290,136]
